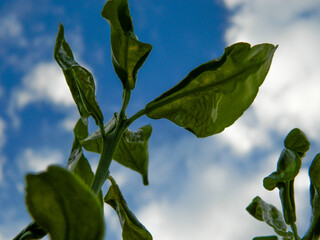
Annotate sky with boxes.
[1,0,320,239]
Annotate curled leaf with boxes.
[284,128,310,158]
[105,176,153,240]
[145,42,277,138]
[247,196,291,238]
[263,148,301,191]
[263,148,301,225]
[101,0,152,90]
[26,166,104,240]
[81,122,152,185]
[54,23,103,126]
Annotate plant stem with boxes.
[290,223,300,240]
[91,89,134,195]
[119,89,131,119]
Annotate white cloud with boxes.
[132,137,311,240]
[9,62,75,127]
[18,148,64,173]
[12,62,74,110]
[218,0,320,153]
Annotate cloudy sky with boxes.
[1,0,320,239]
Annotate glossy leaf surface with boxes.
[302,154,320,240]
[82,123,152,185]
[145,42,277,138]
[284,128,310,158]
[105,176,153,240]
[247,196,291,238]
[54,23,103,125]
[101,0,152,90]
[26,166,104,240]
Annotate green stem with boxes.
[119,89,131,119]
[125,108,146,127]
[290,223,300,240]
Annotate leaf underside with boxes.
[146,42,277,138]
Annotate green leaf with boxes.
[13,222,47,240]
[81,114,117,153]
[302,154,320,240]
[246,196,291,238]
[101,0,152,90]
[263,148,301,191]
[54,23,104,126]
[82,123,152,185]
[113,124,152,185]
[253,236,278,240]
[284,128,310,158]
[105,176,153,240]
[26,166,104,240]
[145,42,277,138]
[66,119,103,207]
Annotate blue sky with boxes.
[1,0,320,239]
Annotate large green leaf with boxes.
[246,196,291,238]
[54,23,103,126]
[101,0,152,90]
[284,128,310,158]
[81,123,152,185]
[302,154,320,240]
[26,166,104,240]
[105,176,153,240]
[145,42,277,138]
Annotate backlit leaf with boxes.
[105,176,152,240]
[101,0,152,90]
[26,166,104,240]
[54,23,103,125]
[145,42,277,138]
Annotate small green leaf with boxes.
[302,154,320,240]
[81,115,117,153]
[253,236,278,240]
[26,166,104,240]
[246,196,291,238]
[82,123,152,185]
[105,176,153,240]
[263,148,301,191]
[13,222,47,240]
[54,23,104,125]
[145,42,277,138]
[101,0,152,90]
[284,128,310,158]
[263,148,301,225]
